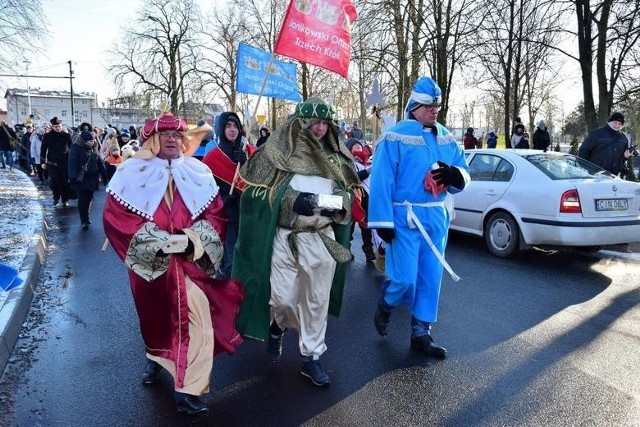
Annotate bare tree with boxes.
[572,0,640,130]
[109,0,202,114]
[0,0,47,70]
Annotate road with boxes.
[0,190,638,427]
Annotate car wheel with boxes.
[484,212,519,258]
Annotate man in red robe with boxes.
[102,112,243,415]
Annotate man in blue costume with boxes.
[368,76,470,358]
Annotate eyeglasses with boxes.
[159,131,183,139]
[422,104,440,111]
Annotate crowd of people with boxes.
[1,73,636,417]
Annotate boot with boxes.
[410,334,447,359]
[141,360,162,385]
[174,392,209,415]
[374,302,391,337]
[266,320,285,362]
[362,244,376,262]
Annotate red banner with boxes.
[274,0,357,78]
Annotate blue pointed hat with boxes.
[405,77,442,119]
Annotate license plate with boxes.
[595,198,628,211]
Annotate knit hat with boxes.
[404,77,442,119]
[80,131,94,142]
[608,112,624,124]
[294,97,336,120]
[50,116,61,125]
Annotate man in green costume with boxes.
[233,97,361,386]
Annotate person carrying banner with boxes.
[102,111,243,415]
[368,77,470,359]
[233,97,361,387]
[201,112,256,279]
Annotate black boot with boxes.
[374,302,391,337]
[362,244,376,262]
[142,360,162,385]
[410,334,447,359]
[174,392,209,415]
[267,320,286,362]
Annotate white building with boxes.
[4,88,95,127]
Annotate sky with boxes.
[0,0,147,109]
[0,0,584,127]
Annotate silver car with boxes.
[450,149,640,257]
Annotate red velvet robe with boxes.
[103,190,244,388]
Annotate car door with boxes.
[453,153,514,233]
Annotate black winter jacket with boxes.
[578,124,629,175]
[41,130,72,168]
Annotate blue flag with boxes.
[236,42,302,102]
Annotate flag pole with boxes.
[230,52,276,195]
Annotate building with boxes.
[4,87,227,132]
[4,88,95,127]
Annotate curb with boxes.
[0,188,46,376]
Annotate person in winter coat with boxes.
[69,131,108,230]
[578,112,633,176]
[486,130,498,148]
[41,117,73,207]
[510,123,529,149]
[532,120,551,151]
[0,121,17,169]
[463,127,478,150]
[201,112,255,279]
[256,127,271,147]
[30,126,47,184]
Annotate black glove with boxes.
[432,161,464,188]
[232,143,247,163]
[293,192,317,216]
[377,228,395,244]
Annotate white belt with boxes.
[393,201,461,282]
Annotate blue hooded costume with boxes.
[369,77,470,338]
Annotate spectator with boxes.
[486,129,498,149]
[510,123,529,149]
[350,121,364,140]
[532,120,551,151]
[68,131,108,230]
[30,126,47,184]
[0,121,17,170]
[256,127,271,147]
[578,112,632,176]
[40,117,73,207]
[463,127,478,150]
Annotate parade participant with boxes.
[68,131,108,230]
[368,77,470,359]
[233,97,361,386]
[201,112,256,279]
[102,111,243,415]
[40,117,73,207]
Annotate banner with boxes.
[235,42,302,102]
[274,0,357,78]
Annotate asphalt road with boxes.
[0,190,638,427]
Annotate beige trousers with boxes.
[270,226,337,359]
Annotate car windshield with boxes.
[523,153,614,180]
